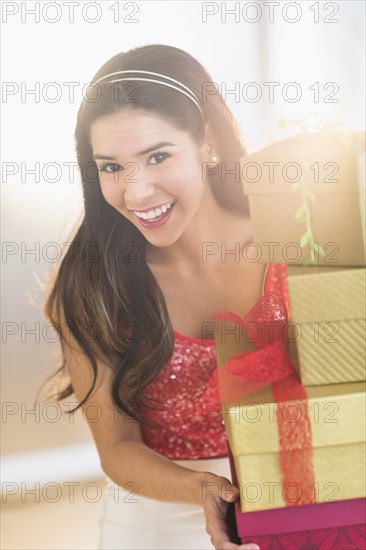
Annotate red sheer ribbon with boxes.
[209,291,316,507]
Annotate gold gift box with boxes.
[214,328,366,513]
[287,265,366,386]
[240,131,365,266]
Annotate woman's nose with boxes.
[122,166,157,207]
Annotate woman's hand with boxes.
[201,474,260,550]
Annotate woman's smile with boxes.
[132,199,177,228]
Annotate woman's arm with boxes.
[101,438,214,506]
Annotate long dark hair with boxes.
[42,44,249,427]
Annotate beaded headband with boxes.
[94,69,204,118]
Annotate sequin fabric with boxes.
[138,263,289,459]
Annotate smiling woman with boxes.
[42,44,265,550]
[90,110,237,248]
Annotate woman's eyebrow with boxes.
[93,142,176,161]
[136,141,176,156]
[93,154,116,160]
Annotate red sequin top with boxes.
[138,263,289,459]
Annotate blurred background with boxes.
[1,1,365,548]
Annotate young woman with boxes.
[44,44,287,550]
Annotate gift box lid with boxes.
[287,266,366,323]
[241,131,365,195]
[223,381,366,456]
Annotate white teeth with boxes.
[134,200,175,220]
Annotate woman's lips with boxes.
[134,201,176,229]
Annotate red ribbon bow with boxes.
[210,291,316,507]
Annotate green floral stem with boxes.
[302,190,315,264]
[296,162,317,265]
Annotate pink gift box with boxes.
[227,442,366,546]
[246,525,366,550]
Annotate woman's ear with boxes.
[203,123,219,162]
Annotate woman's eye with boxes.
[99,163,123,173]
[148,152,170,165]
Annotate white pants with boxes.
[97,456,232,550]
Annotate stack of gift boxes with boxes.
[213,130,366,547]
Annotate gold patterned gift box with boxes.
[240,131,365,266]
[214,330,366,513]
[223,382,366,513]
[287,265,366,386]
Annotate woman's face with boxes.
[90,110,215,248]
